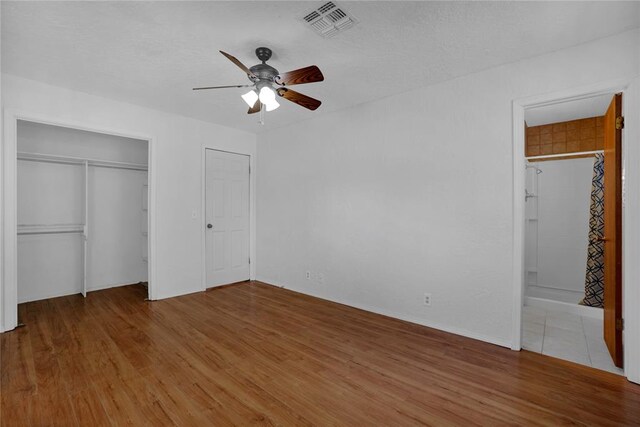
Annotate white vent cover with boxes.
[302,2,358,38]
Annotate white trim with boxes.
[147,133,158,301]
[512,79,636,381]
[83,160,88,298]
[621,76,640,384]
[0,3,4,335]
[3,113,18,332]
[1,110,157,331]
[259,278,512,349]
[200,145,256,292]
[511,100,526,350]
[524,296,603,320]
[515,79,630,109]
[201,145,206,291]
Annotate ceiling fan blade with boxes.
[248,99,262,114]
[276,88,321,111]
[275,65,324,86]
[219,50,257,78]
[193,84,253,91]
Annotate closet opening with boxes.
[16,120,151,315]
[520,93,623,374]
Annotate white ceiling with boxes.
[2,1,639,133]
[525,93,614,127]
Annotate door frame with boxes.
[200,146,256,291]
[511,78,640,383]
[1,109,157,332]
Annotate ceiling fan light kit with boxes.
[193,47,324,124]
[258,87,280,112]
[241,90,259,108]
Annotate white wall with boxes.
[256,29,640,347]
[17,159,84,301]
[18,119,151,292]
[2,73,256,328]
[526,158,593,304]
[17,159,85,301]
[17,120,148,164]
[16,121,149,302]
[18,159,85,225]
[19,168,150,298]
[18,233,84,302]
[87,166,148,291]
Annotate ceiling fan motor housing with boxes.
[249,63,279,82]
[249,47,279,83]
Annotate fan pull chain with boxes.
[259,103,265,125]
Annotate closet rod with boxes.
[17,152,148,171]
[18,223,85,234]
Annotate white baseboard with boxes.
[256,278,512,349]
[342,300,512,349]
[525,296,603,319]
[18,288,82,304]
[87,279,147,293]
[526,284,583,304]
[18,280,147,303]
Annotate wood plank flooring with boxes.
[2,281,640,426]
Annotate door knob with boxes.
[207,224,213,229]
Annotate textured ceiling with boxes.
[525,94,613,127]
[2,1,639,133]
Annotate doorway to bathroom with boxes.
[520,92,623,374]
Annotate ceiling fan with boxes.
[193,47,324,118]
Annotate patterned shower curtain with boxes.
[581,153,605,308]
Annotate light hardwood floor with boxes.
[2,281,640,425]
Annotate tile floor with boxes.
[522,305,623,375]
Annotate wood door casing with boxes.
[603,93,623,368]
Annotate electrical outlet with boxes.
[424,293,432,306]
[306,271,311,280]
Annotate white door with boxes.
[205,149,250,287]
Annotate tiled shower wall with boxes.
[526,116,604,157]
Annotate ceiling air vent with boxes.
[302,2,358,38]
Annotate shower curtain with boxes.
[581,153,605,308]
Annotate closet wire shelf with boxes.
[17,152,148,171]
